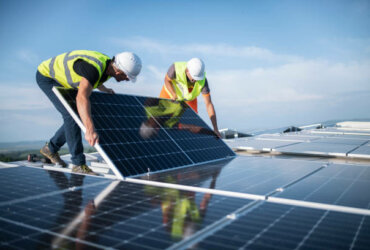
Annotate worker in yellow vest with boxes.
[159,58,221,138]
[37,50,142,175]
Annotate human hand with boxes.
[84,200,96,217]
[85,129,99,146]
[214,129,221,139]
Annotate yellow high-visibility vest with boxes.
[172,62,206,101]
[37,50,111,89]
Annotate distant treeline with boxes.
[0,147,97,162]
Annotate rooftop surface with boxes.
[1,121,370,249]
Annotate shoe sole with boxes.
[72,170,98,176]
[72,167,98,176]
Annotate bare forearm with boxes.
[164,76,176,99]
[207,104,218,131]
[77,95,94,132]
[77,77,99,146]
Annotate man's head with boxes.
[186,58,205,83]
[112,52,142,82]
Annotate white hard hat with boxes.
[139,122,158,139]
[186,58,205,81]
[114,52,142,82]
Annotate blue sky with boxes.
[0,0,369,142]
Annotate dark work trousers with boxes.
[36,71,85,165]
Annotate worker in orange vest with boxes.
[159,58,221,137]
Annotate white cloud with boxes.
[11,113,60,126]
[142,59,370,109]
[0,83,52,110]
[109,37,302,63]
[209,60,370,106]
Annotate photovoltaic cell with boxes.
[277,163,370,209]
[197,202,370,249]
[225,138,302,151]
[143,156,323,195]
[275,142,358,157]
[314,137,369,145]
[54,88,234,178]
[135,96,235,164]
[0,166,107,204]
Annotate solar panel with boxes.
[314,137,369,145]
[196,202,370,249]
[225,138,302,152]
[142,156,324,195]
[53,87,235,178]
[274,142,358,157]
[277,163,370,209]
[0,166,108,204]
[1,156,370,249]
[0,167,250,249]
[309,127,370,138]
[348,145,370,159]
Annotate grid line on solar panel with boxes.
[141,101,195,164]
[0,217,107,249]
[197,203,369,250]
[277,163,370,209]
[350,207,370,250]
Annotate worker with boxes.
[159,58,221,138]
[37,50,142,175]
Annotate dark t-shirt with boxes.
[73,59,111,87]
[167,64,210,95]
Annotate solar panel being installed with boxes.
[53,87,235,179]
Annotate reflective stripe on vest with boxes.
[38,50,110,89]
[171,62,206,101]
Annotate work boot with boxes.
[72,164,98,176]
[40,143,67,168]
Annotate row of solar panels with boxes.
[1,154,369,249]
[226,128,370,159]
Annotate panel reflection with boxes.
[42,169,244,249]
[139,98,217,140]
